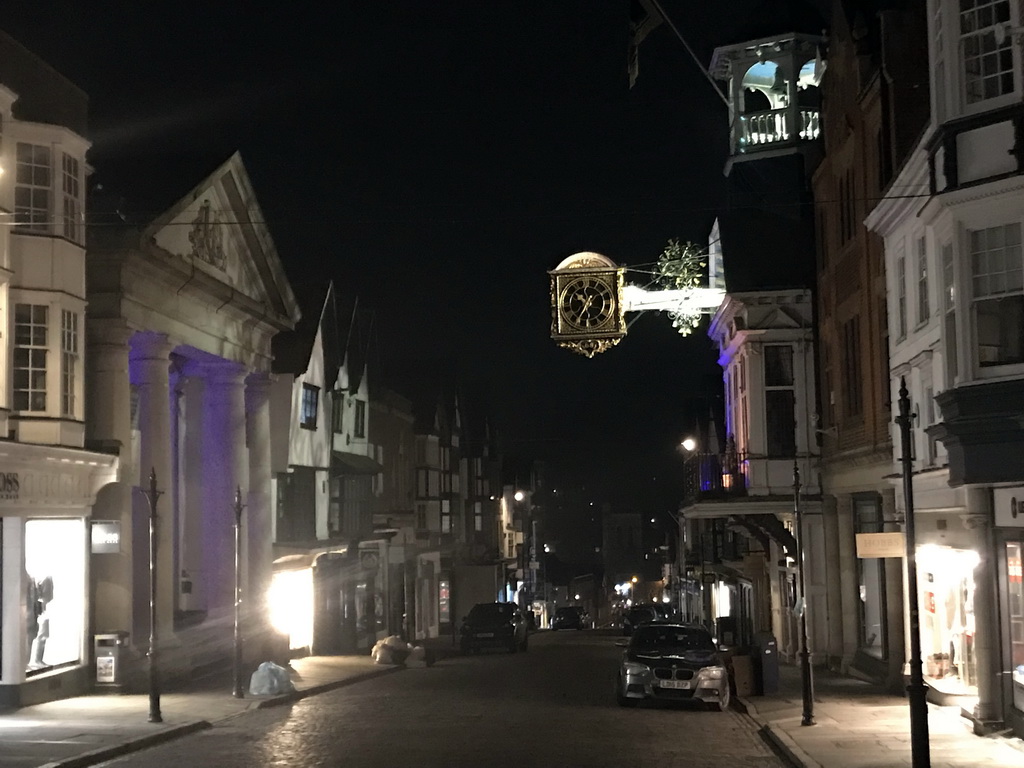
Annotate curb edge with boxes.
[255,665,403,709]
[38,720,212,768]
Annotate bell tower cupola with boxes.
[711,33,825,173]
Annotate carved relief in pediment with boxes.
[188,200,226,270]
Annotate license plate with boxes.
[657,679,691,690]
[476,633,494,638]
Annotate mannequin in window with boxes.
[28,575,54,670]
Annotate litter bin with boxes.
[751,631,779,695]
[94,632,129,688]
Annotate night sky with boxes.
[3,1,826,517]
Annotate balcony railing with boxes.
[738,107,820,152]
[682,450,748,504]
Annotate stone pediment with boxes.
[144,152,299,324]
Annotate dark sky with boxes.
[2,0,826,512]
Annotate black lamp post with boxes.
[895,377,931,767]
[233,486,246,699]
[138,468,163,724]
[793,461,815,726]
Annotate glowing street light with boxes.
[681,437,697,452]
[514,490,525,502]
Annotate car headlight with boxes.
[700,666,726,680]
[623,661,649,675]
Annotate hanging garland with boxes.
[655,238,707,336]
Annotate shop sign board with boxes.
[91,521,121,554]
[994,487,1024,528]
[856,531,906,558]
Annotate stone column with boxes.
[245,372,274,658]
[881,487,906,693]
[964,487,1000,726]
[202,362,249,617]
[87,320,134,635]
[821,495,844,669]
[129,331,175,643]
[178,372,207,612]
[836,494,859,671]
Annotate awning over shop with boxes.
[331,451,383,475]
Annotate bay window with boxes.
[15,143,51,232]
[61,310,78,417]
[971,223,1023,367]
[959,0,1016,105]
[14,303,48,412]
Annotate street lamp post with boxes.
[793,461,815,727]
[232,486,247,699]
[895,377,931,768]
[138,468,163,724]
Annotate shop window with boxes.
[919,545,979,694]
[26,518,86,675]
[855,497,887,659]
[1007,542,1024,712]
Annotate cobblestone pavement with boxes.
[96,631,786,768]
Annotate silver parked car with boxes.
[616,623,730,710]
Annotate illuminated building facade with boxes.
[866,0,1024,736]
[0,36,118,705]
[86,152,299,680]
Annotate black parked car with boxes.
[460,602,529,654]
[550,606,587,630]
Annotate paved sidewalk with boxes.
[736,664,1024,767]
[0,655,406,768]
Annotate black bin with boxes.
[751,631,779,695]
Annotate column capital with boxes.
[201,360,249,387]
[129,331,175,362]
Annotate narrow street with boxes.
[98,630,785,768]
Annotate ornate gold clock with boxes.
[549,252,626,357]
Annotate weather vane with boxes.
[549,240,725,358]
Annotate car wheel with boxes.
[711,683,731,712]
[616,691,638,708]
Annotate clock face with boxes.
[559,275,616,331]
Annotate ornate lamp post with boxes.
[138,468,163,724]
[793,461,815,726]
[233,486,247,699]
[895,378,931,767]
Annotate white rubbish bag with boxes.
[372,635,411,665]
[249,661,295,696]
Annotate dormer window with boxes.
[300,384,319,430]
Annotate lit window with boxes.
[61,310,78,417]
[15,143,51,232]
[971,223,1023,366]
[62,154,81,243]
[14,304,48,412]
[960,0,1015,104]
[300,384,319,429]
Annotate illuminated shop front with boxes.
[1007,542,1024,714]
[918,545,978,696]
[0,447,117,707]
